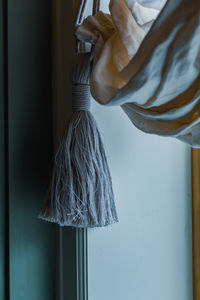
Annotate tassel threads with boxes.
[39,109,118,227]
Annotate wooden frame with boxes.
[56,227,88,300]
[52,1,88,299]
[76,229,88,300]
[192,149,200,300]
[1,0,56,298]
[0,0,6,298]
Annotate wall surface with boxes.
[88,103,193,300]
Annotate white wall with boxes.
[88,102,193,300]
[85,1,193,300]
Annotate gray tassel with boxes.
[39,52,118,228]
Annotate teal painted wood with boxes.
[57,227,88,300]
[51,1,89,298]
[0,0,6,298]
[59,228,77,300]
[76,229,88,300]
[7,1,56,299]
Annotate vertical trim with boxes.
[56,227,64,300]
[60,228,77,300]
[2,0,10,298]
[8,0,55,298]
[192,148,200,300]
[52,3,77,298]
[0,0,7,298]
[58,228,88,300]
[53,1,89,298]
[76,229,88,300]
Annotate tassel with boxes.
[39,52,119,228]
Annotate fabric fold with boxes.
[76,0,200,147]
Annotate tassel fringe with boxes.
[39,111,119,228]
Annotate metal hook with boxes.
[75,0,100,53]
[75,0,89,26]
[93,0,100,15]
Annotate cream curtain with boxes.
[76,0,200,147]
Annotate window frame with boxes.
[53,1,198,299]
[192,149,200,300]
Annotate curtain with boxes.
[76,0,200,147]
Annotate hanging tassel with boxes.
[39,52,119,228]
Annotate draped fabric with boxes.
[76,0,200,147]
